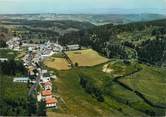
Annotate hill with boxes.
[0,19,95,43]
[60,19,166,66]
[47,60,166,117]
[0,14,166,25]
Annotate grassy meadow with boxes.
[47,59,166,116]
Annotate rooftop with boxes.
[41,90,52,96]
[43,81,52,86]
[45,97,57,104]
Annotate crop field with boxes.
[44,57,70,70]
[65,49,109,67]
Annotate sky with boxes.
[0,0,166,14]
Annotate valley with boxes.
[0,15,166,117]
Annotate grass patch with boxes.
[44,57,70,70]
[0,49,17,59]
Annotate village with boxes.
[7,37,80,110]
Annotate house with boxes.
[45,97,57,108]
[37,93,42,102]
[0,58,8,62]
[41,77,51,83]
[41,71,51,83]
[42,70,48,74]
[42,81,52,91]
[53,43,63,52]
[41,90,52,99]
[66,44,80,50]
[13,77,29,83]
[50,75,57,80]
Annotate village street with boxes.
[7,37,81,114]
[23,45,58,110]
[8,38,64,112]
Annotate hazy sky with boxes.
[0,0,166,14]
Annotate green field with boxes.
[0,75,28,116]
[48,59,166,117]
[119,65,166,107]
[0,49,17,59]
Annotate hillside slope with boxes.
[60,19,166,66]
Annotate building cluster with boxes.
[25,49,58,108]
[13,43,58,109]
[39,41,63,58]
[65,44,80,51]
[7,37,80,55]
[36,69,58,108]
[6,37,22,51]
[8,37,81,109]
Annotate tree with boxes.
[75,62,79,67]
[0,40,7,48]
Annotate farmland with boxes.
[48,59,166,117]
[44,57,70,70]
[65,49,109,67]
[44,49,109,71]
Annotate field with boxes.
[119,65,166,107]
[0,49,17,59]
[44,49,109,70]
[44,57,70,70]
[65,49,109,67]
[51,67,144,117]
[0,75,29,116]
[48,59,166,117]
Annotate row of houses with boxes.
[14,43,58,108]
[37,69,58,108]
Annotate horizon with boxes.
[0,0,166,14]
[0,10,166,15]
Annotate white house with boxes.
[66,44,80,50]
[37,93,42,102]
[53,43,63,52]
[0,58,8,62]
[42,81,52,91]
[13,77,29,83]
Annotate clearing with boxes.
[65,49,109,67]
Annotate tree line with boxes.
[80,75,104,102]
[0,59,26,76]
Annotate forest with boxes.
[60,19,166,66]
[0,50,29,116]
